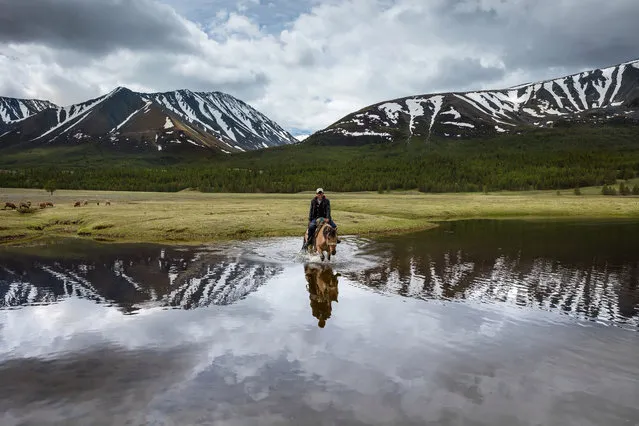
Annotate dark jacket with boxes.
[309,196,331,222]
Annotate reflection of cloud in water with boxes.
[0,344,198,425]
[1,268,638,425]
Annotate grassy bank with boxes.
[1,188,639,245]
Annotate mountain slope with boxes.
[0,96,57,134]
[0,87,297,153]
[311,59,639,144]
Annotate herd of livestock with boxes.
[3,200,112,210]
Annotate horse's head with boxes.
[323,225,338,255]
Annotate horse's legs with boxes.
[327,252,331,261]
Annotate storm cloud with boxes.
[0,0,197,54]
[0,0,638,135]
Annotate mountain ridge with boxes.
[0,87,298,153]
[310,58,639,144]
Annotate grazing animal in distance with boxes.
[82,200,88,206]
[39,202,47,209]
[19,202,30,209]
[74,201,81,207]
[45,202,54,207]
[106,200,111,206]
[3,202,17,210]
[97,202,100,206]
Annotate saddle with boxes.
[313,217,327,239]
[306,217,328,247]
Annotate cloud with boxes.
[0,0,198,54]
[0,0,638,134]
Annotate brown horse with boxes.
[3,202,16,210]
[304,219,338,261]
[45,202,54,207]
[39,202,47,209]
[74,201,81,207]
[304,264,340,328]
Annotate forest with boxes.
[1,124,638,193]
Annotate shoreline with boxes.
[2,188,639,247]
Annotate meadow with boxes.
[2,187,638,246]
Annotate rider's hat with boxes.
[316,188,324,194]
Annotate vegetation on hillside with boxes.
[1,124,639,193]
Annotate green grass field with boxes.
[2,187,638,246]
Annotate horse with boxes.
[304,218,338,261]
[3,202,16,210]
[45,202,54,207]
[304,264,340,328]
[39,202,47,209]
[74,201,81,207]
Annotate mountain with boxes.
[310,59,639,144]
[0,96,57,134]
[0,87,297,153]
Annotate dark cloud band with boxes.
[0,0,195,54]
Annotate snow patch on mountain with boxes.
[442,121,475,128]
[378,102,403,124]
[427,95,444,139]
[440,106,461,119]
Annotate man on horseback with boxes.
[305,188,339,249]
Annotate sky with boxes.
[0,0,638,137]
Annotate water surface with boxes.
[1,220,638,425]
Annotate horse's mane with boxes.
[322,224,336,238]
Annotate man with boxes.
[305,188,339,249]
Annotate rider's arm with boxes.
[308,199,313,223]
[327,199,332,220]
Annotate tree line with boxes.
[1,124,639,193]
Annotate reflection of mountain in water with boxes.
[350,220,639,329]
[0,245,281,313]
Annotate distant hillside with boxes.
[0,87,298,153]
[309,59,639,145]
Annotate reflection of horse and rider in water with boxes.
[304,263,340,328]
[302,188,340,261]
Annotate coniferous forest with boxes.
[1,124,638,193]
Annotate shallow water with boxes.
[0,220,638,425]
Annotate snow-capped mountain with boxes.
[0,87,297,153]
[312,59,639,143]
[0,96,56,134]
